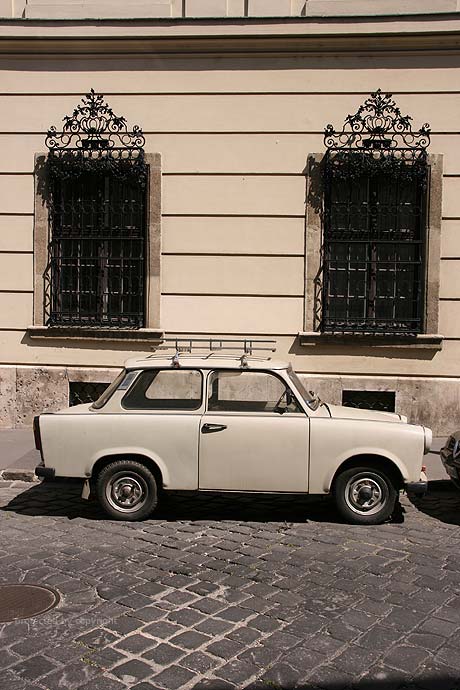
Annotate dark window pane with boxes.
[49,173,146,327]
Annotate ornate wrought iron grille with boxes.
[342,390,396,413]
[44,90,147,328]
[69,381,109,406]
[321,90,430,335]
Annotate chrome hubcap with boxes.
[106,473,148,513]
[345,475,386,516]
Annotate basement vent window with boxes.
[69,382,110,406]
[342,390,396,413]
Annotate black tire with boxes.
[333,466,397,525]
[96,459,158,521]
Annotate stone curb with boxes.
[0,469,38,482]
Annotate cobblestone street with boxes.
[0,480,460,690]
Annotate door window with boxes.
[207,370,303,414]
[123,369,202,410]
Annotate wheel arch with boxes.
[329,454,404,493]
[91,453,164,490]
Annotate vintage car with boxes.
[34,347,431,525]
[440,433,460,489]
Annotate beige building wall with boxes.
[0,9,460,432]
[3,0,460,19]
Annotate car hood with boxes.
[326,404,405,424]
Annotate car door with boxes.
[199,369,309,492]
[120,367,203,489]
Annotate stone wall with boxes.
[300,375,460,437]
[1,365,458,436]
[0,366,120,428]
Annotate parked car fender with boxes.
[322,447,408,494]
[89,446,171,488]
[309,417,425,494]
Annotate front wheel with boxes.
[96,459,158,521]
[333,467,397,525]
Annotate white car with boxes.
[34,351,431,525]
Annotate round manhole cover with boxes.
[0,584,60,622]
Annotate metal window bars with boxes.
[321,90,431,336]
[44,90,147,328]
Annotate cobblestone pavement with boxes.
[0,481,460,690]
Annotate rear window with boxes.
[122,369,203,410]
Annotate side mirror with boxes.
[286,389,293,406]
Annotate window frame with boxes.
[321,164,427,335]
[121,367,204,412]
[31,152,162,338]
[302,152,443,348]
[204,368,307,416]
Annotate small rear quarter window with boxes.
[122,369,203,410]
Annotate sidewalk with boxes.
[0,428,450,481]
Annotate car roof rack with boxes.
[148,337,277,368]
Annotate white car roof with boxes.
[124,355,291,371]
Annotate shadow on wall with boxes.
[4,53,460,73]
[288,338,439,362]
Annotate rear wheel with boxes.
[334,466,397,525]
[96,459,158,521]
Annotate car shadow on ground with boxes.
[0,479,409,526]
[409,479,460,527]
[233,676,460,690]
[241,678,459,690]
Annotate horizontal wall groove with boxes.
[2,171,460,178]
[161,292,303,298]
[1,131,460,136]
[0,290,32,294]
[162,213,305,219]
[0,360,122,368]
[161,252,304,257]
[1,131,460,137]
[0,250,33,255]
[1,91,460,97]
[0,213,33,217]
[162,172,305,177]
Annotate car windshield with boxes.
[287,367,321,411]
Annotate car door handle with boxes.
[201,423,227,434]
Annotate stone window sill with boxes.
[26,326,164,343]
[298,332,444,350]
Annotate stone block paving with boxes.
[0,480,460,689]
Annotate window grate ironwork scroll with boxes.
[44,90,147,328]
[45,88,147,183]
[320,90,431,336]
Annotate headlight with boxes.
[423,426,432,455]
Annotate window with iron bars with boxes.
[48,173,146,328]
[322,163,427,335]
